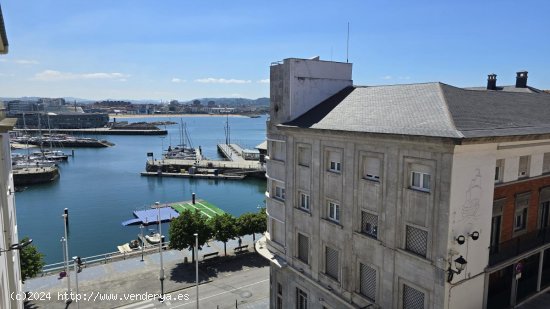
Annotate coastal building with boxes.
[260,57,550,308]
[0,3,24,308]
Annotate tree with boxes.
[236,212,256,239]
[208,213,237,256]
[169,209,212,263]
[19,237,45,283]
[237,208,267,241]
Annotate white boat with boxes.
[144,232,162,244]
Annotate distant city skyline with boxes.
[1,0,549,100]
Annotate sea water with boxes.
[14,115,267,264]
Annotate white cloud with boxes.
[257,79,270,84]
[33,70,129,81]
[399,76,411,80]
[171,78,186,83]
[195,78,251,84]
[15,59,39,65]
[382,75,392,80]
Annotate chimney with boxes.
[515,71,528,88]
[487,74,497,90]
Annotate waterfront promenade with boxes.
[24,234,268,308]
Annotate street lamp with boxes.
[0,238,33,254]
[140,224,145,262]
[72,256,80,309]
[62,213,71,303]
[194,233,199,309]
[157,202,164,302]
[447,255,468,283]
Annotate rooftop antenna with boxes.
[346,22,350,63]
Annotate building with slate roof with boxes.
[0,3,25,309]
[258,57,550,309]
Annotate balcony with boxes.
[489,227,550,266]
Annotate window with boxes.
[270,141,286,161]
[277,283,283,309]
[514,193,530,233]
[495,159,504,183]
[543,153,550,174]
[325,246,339,281]
[328,202,340,223]
[518,155,530,178]
[296,288,308,309]
[329,161,341,172]
[361,211,378,239]
[274,185,285,200]
[363,157,381,181]
[271,219,285,245]
[299,193,310,211]
[411,171,431,191]
[298,146,311,167]
[297,233,309,264]
[360,263,376,302]
[327,150,342,173]
[405,225,428,257]
[403,284,425,309]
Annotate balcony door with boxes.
[490,215,502,253]
[540,201,549,228]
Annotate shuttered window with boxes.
[543,153,550,174]
[518,156,530,178]
[364,157,381,181]
[298,146,311,167]
[405,225,428,257]
[403,284,425,309]
[297,233,309,264]
[361,211,378,239]
[325,246,339,280]
[360,263,376,301]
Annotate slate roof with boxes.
[0,4,7,54]
[465,85,545,94]
[284,82,550,139]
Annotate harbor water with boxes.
[14,115,267,264]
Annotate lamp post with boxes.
[194,233,199,309]
[62,213,71,303]
[72,256,80,309]
[157,202,164,302]
[140,224,144,262]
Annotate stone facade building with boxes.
[0,4,24,308]
[259,57,550,308]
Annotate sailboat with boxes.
[163,120,197,160]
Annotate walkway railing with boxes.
[41,242,170,275]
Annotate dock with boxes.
[141,171,245,180]
[14,127,168,136]
[144,158,265,179]
[217,143,247,162]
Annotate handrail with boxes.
[41,242,171,275]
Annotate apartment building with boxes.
[0,4,24,308]
[259,57,550,308]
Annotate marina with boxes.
[14,115,267,264]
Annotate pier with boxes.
[144,157,265,179]
[217,143,246,162]
[14,127,168,135]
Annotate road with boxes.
[116,264,269,309]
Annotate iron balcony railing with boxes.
[489,227,550,266]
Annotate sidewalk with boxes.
[24,234,265,308]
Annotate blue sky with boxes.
[1,0,549,100]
